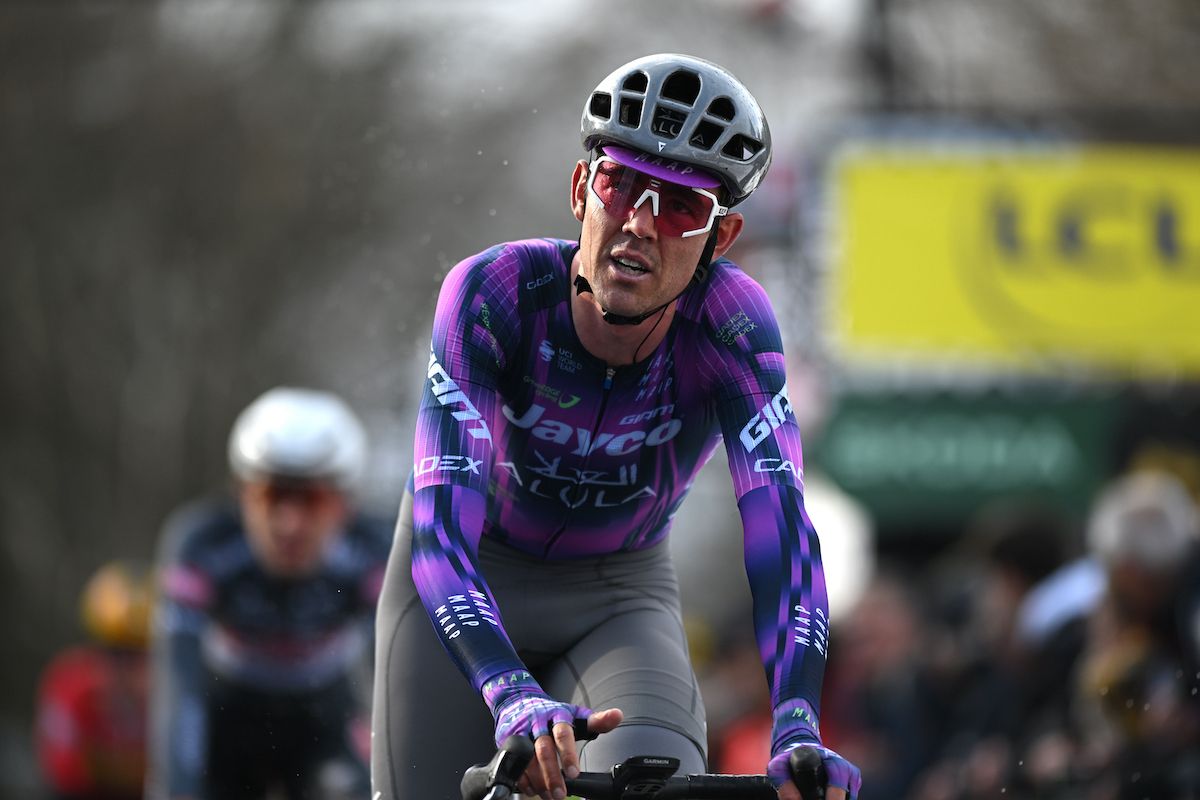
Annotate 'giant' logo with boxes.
[740,384,792,452]
[427,351,491,442]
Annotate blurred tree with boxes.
[0,3,431,731]
[882,0,1200,137]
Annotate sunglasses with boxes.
[244,479,343,511]
[587,156,728,239]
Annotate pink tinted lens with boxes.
[591,161,715,237]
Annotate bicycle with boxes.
[461,734,829,800]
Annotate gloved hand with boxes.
[483,670,593,745]
[767,699,861,799]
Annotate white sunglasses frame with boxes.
[586,156,728,239]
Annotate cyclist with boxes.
[147,387,392,800]
[34,560,153,800]
[371,54,861,800]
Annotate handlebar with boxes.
[461,736,828,800]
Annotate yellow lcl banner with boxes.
[830,145,1200,379]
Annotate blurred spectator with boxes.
[706,473,1200,800]
[34,560,153,800]
[146,388,392,800]
[822,568,937,800]
[1077,470,1200,800]
[912,501,1087,800]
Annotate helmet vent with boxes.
[690,120,724,151]
[707,96,735,121]
[722,133,763,162]
[618,96,643,128]
[651,105,688,140]
[589,92,612,121]
[662,69,701,106]
[622,71,648,92]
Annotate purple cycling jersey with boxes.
[410,238,830,724]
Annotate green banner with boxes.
[808,390,1122,529]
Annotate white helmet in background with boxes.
[1087,470,1199,570]
[228,387,367,492]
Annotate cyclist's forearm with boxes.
[739,483,830,713]
[410,484,528,693]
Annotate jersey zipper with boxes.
[542,366,617,557]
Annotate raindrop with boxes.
[489,210,497,217]
[503,160,510,167]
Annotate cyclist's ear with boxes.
[712,212,744,259]
[570,160,590,222]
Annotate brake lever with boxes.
[460,735,535,800]
[788,747,828,800]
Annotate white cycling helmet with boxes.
[228,387,367,491]
[1087,470,1199,569]
[581,53,772,204]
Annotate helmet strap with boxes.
[694,218,721,283]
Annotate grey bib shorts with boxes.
[371,491,708,799]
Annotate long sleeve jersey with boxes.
[411,238,830,727]
[148,501,391,799]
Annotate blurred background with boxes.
[4,1,1200,798]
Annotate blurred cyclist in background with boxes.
[1078,470,1200,800]
[34,561,153,800]
[147,387,392,800]
[372,53,860,800]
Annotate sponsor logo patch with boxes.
[427,350,491,442]
[740,384,792,452]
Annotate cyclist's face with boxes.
[239,478,349,576]
[570,157,743,319]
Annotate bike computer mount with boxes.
[610,755,680,798]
